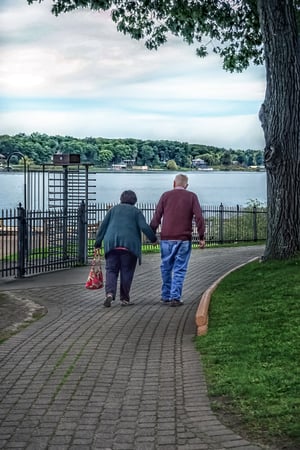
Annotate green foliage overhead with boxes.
[26,0,267,72]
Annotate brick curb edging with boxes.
[195,256,260,336]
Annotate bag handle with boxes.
[93,248,102,267]
[94,247,104,256]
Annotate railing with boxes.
[0,204,83,278]
[0,202,267,278]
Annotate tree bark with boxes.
[257,0,300,259]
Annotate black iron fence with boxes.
[0,202,267,278]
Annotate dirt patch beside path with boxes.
[0,292,47,341]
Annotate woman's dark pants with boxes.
[105,249,137,301]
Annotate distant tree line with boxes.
[0,133,264,169]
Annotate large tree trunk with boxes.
[257,0,300,259]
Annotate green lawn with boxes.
[195,255,300,450]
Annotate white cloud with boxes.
[0,0,266,149]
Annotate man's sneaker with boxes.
[170,299,183,307]
[160,299,171,305]
[120,300,134,306]
[104,294,113,308]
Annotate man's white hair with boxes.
[174,173,188,187]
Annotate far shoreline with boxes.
[0,167,266,174]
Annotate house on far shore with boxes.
[192,158,208,169]
[111,161,148,171]
[112,163,127,170]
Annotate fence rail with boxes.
[0,203,267,278]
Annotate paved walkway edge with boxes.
[196,256,260,336]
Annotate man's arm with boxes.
[193,195,206,247]
[199,239,205,249]
[150,196,164,232]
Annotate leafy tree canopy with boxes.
[28,0,271,72]
[26,1,300,71]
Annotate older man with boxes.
[150,174,205,306]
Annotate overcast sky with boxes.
[0,0,267,150]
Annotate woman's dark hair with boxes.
[120,190,137,205]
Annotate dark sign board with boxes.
[53,154,81,165]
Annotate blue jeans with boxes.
[105,249,137,301]
[160,240,192,301]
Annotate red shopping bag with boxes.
[85,249,104,289]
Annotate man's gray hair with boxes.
[174,173,188,187]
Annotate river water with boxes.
[0,170,266,210]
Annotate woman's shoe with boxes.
[120,299,134,306]
[104,294,114,307]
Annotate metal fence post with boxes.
[62,166,68,260]
[236,204,240,241]
[17,203,26,277]
[78,200,87,264]
[253,205,258,242]
[219,203,224,244]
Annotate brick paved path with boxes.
[0,247,268,450]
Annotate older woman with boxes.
[95,190,157,307]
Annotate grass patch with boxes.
[195,256,300,449]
